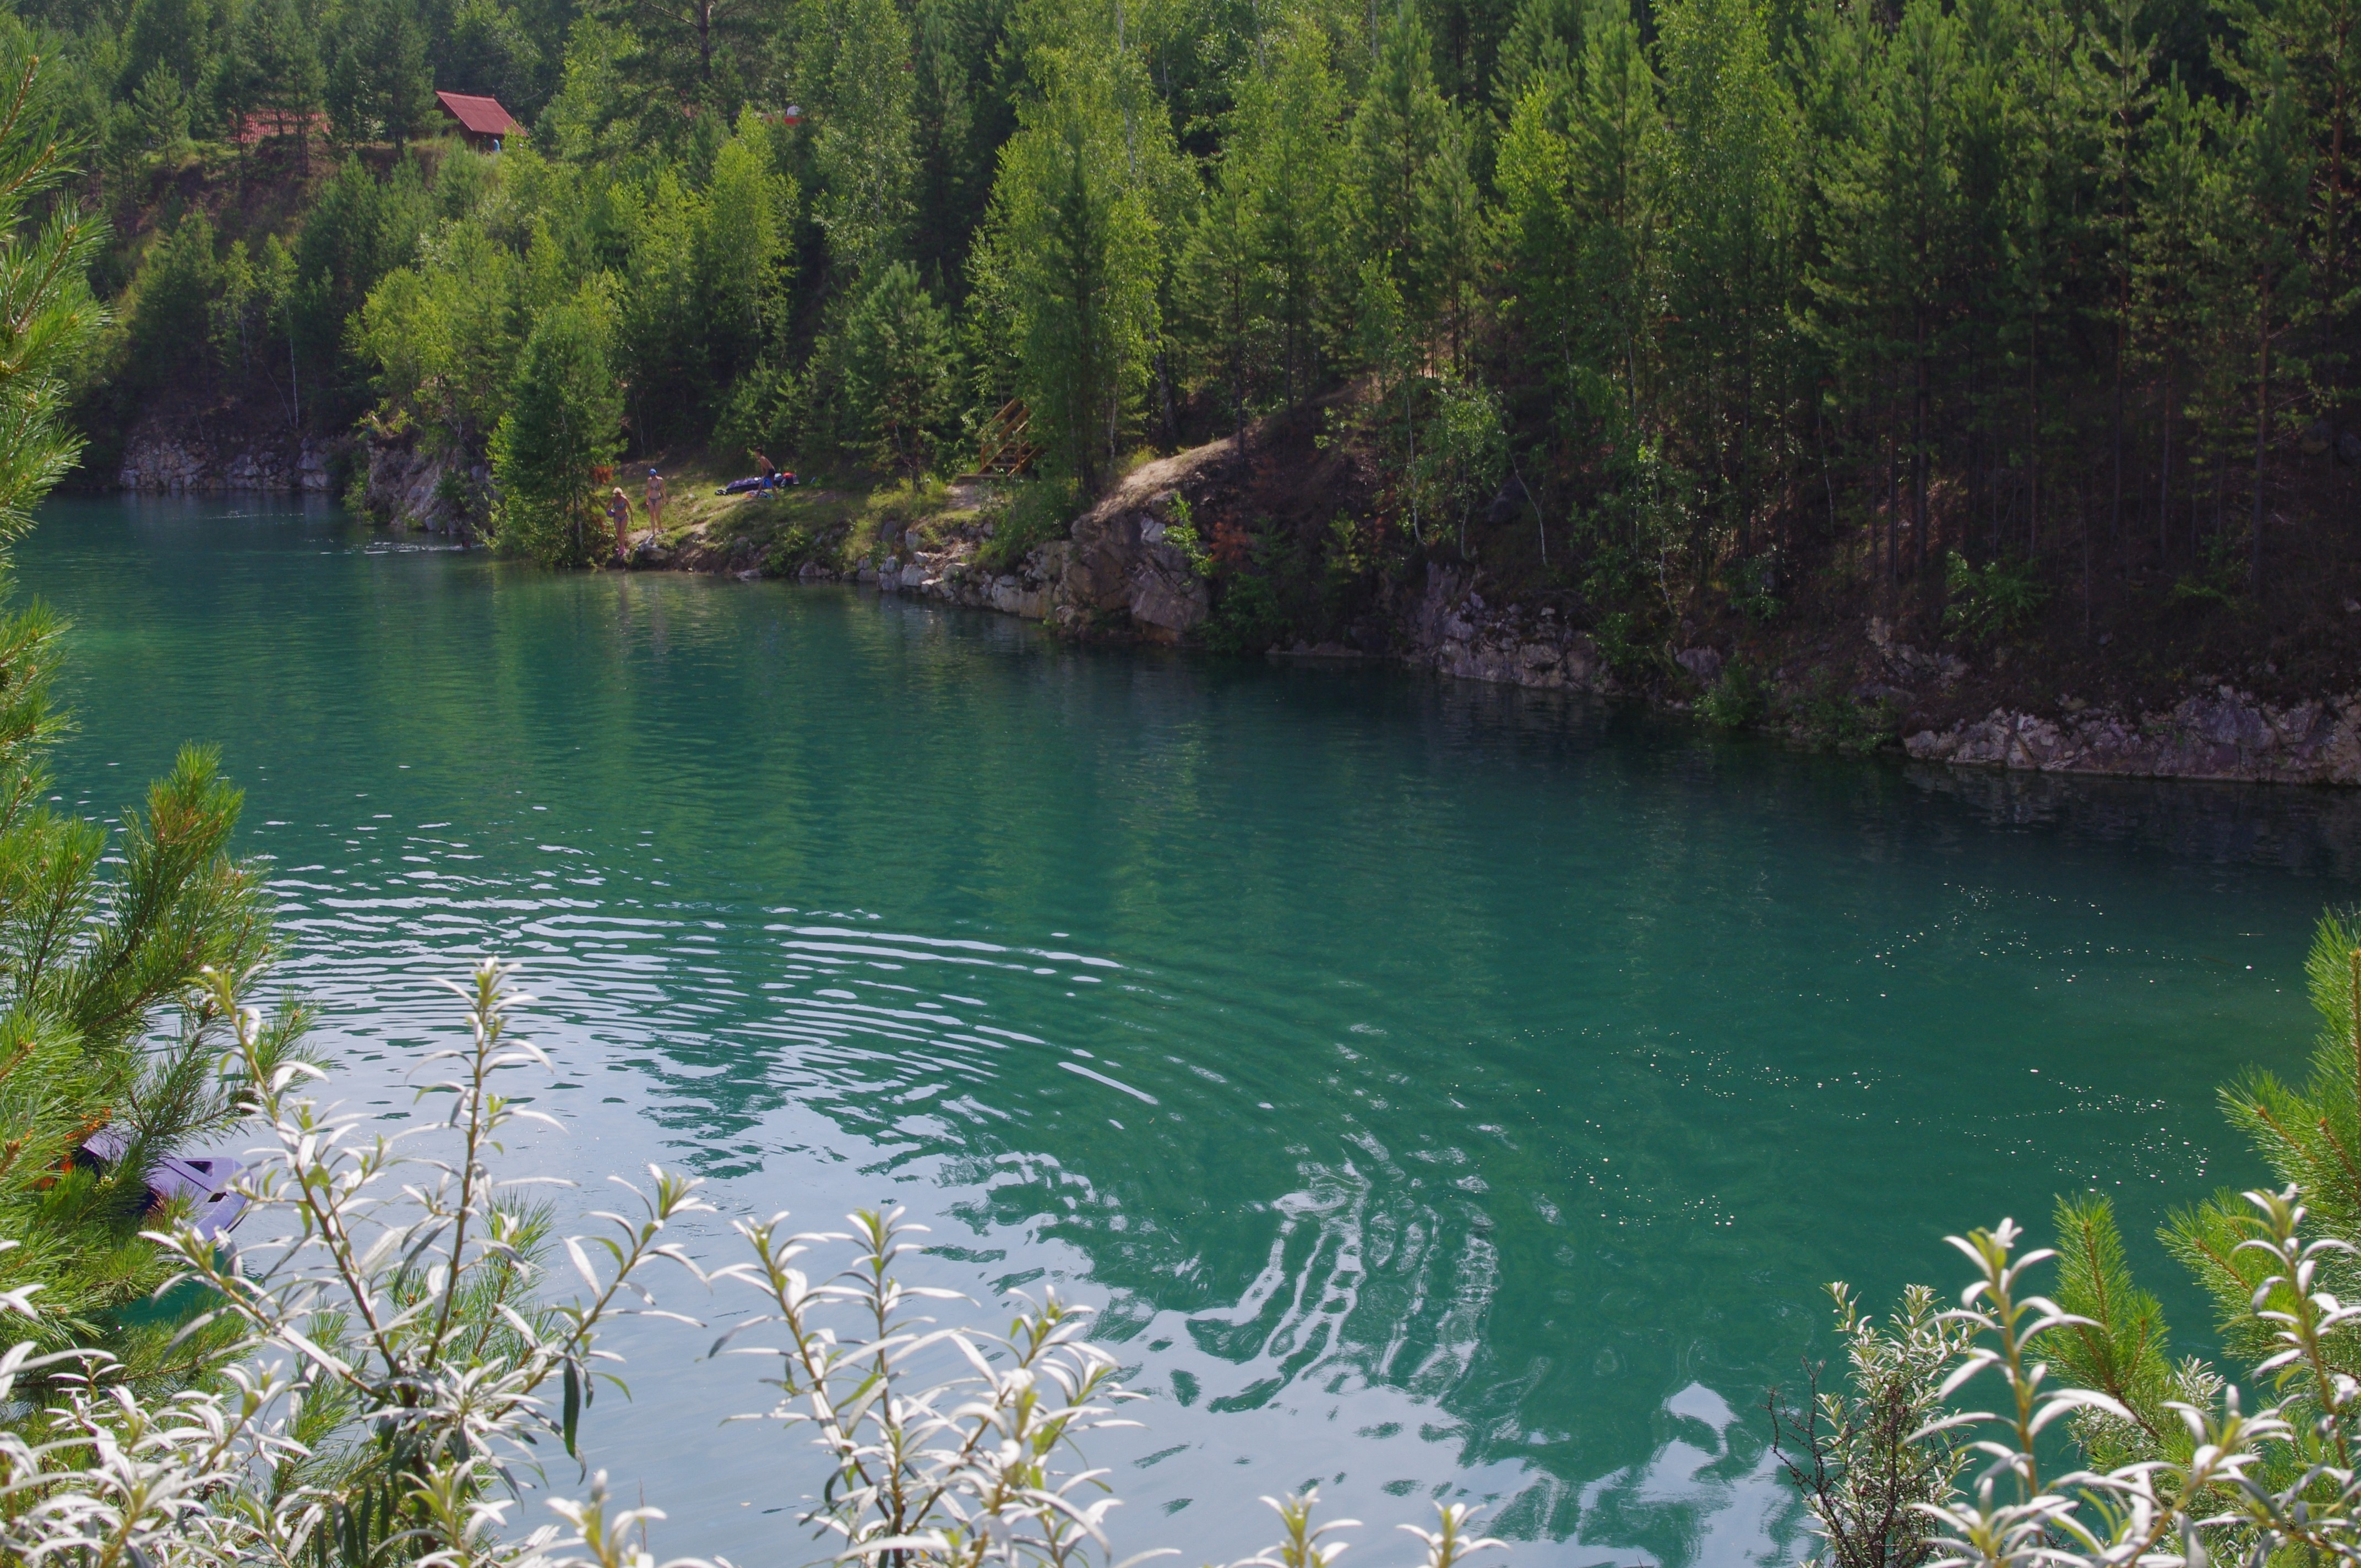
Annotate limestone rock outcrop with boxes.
[363,438,477,534]
[874,452,1212,640]
[1905,688,2361,784]
[1402,564,1608,693]
[116,412,331,494]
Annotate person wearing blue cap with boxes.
[644,467,666,539]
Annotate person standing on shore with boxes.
[645,469,666,537]
[609,488,631,561]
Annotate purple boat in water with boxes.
[77,1127,251,1242]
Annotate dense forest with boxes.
[23,0,2361,693]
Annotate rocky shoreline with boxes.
[104,424,2361,788]
[1902,692,2361,785]
[749,471,2361,787]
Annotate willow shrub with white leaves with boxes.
[0,960,1503,1568]
[1780,910,2361,1568]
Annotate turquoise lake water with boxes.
[18,493,2359,1567]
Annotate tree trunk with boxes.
[1913,314,1930,581]
[2110,316,2125,553]
[2026,310,2040,559]
[2158,362,2174,567]
[2251,284,2272,591]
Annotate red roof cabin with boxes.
[436,91,520,152]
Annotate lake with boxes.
[19,493,2353,1568]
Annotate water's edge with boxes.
[101,419,2361,787]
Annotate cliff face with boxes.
[864,449,1214,642]
[110,411,482,540]
[115,411,333,494]
[361,437,476,534]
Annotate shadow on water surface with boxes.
[14,495,2356,1566]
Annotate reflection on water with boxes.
[17,494,2355,1565]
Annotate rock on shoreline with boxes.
[156,413,2357,790]
[1905,690,2361,785]
[857,505,2360,787]
[870,451,1212,641]
[1405,563,1611,693]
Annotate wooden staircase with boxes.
[974,400,1041,476]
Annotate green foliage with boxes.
[1728,550,1782,621]
[1942,550,2050,642]
[2048,1191,2179,1471]
[1698,660,1770,728]
[124,214,221,391]
[1204,570,1286,654]
[214,0,323,150]
[972,477,1071,573]
[1161,492,1210,576]
[1180,19,1349,428]
[0,55,106,540]
[1781,669,1900,754]
[488,294,623,566]
[799,0,918,287]
[840,260,953,478]
[111,61,191,175]
[2167,530,2248,609]
[355,219,525,453]
[0,52,289,1392]
[1769,1283,1972,1568]
[980,35,1171,491]
[1789,908,2361,1568]
[1414,374,1508,552]
[2155,909,2361,1381]
[324,0,433,145]
[56,0,2361,632]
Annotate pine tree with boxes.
[587,0,773,124]
[2001,0,2096,560]
[327,0,434,146]
[2134,74,2212,563]
[694,125,793,401]
[2082,0,2155,553]
[442,0,544,111]
[0,51,290,1389]
[841,259,953,476]
[795,0,917,292]
[118,0,214,108]
[1416,104,1483,371]
[1350,8,1446,329]
[489,296,625,566]
[2219,0,2361,307]
[1180,157,1262,442]
[912,0,992,288]
[981,37,1166,490]
[2205,54,2314,589]
[1657,0,1799,562]
[1241,20,1347,410]
[216,0,323,164]
[1809,0,1966,586]
[1492,0,1581,113]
